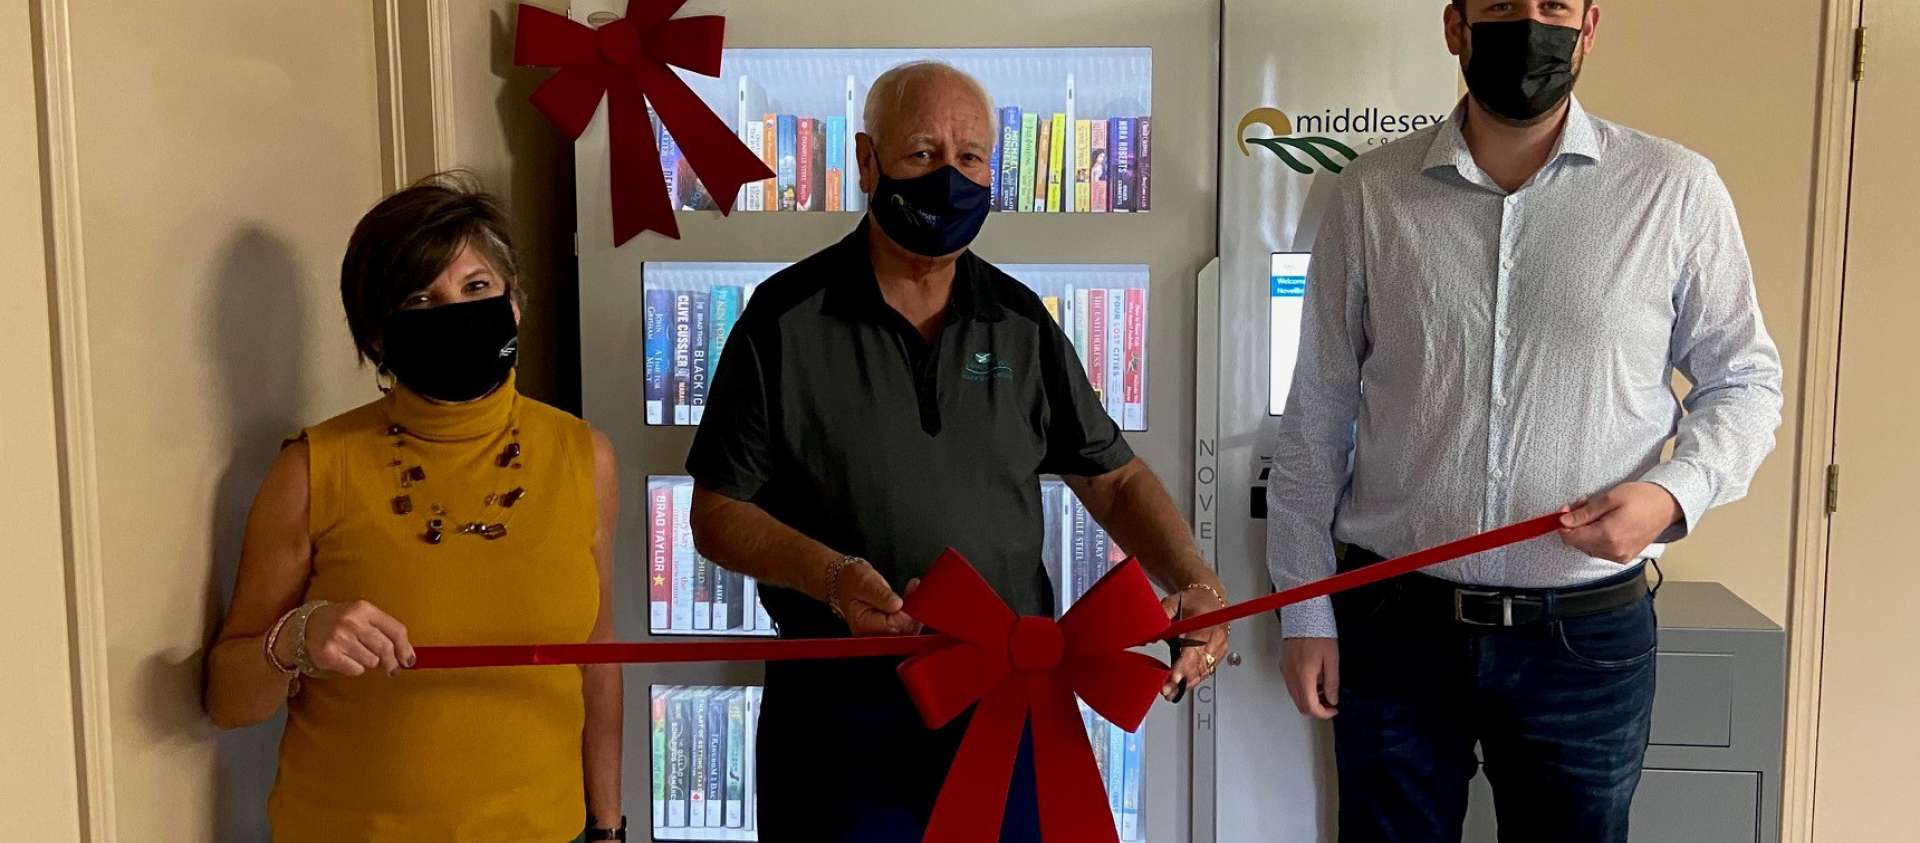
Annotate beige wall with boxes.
[1577,2,1826,623]
[1,1,84,838]
[40,1,388,837]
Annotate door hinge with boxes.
[1826,464,1841,514]
[1854,26,1868,82]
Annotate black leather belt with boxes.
[1344,546,1651,628]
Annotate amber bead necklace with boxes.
[383,415,527,544]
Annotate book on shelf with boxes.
[760,113,778,210]
[688,290,710,424]
[1112,118,1136,212]
[1090,119,1110,213]
[776,114,798,212]
[671,292,693,425]
[659,121,681,210]
[670,483,695,631]
[1123,287,1146,430]
[998,107,1022,213]
[693,549,714,632]
[797,118,819,212]
[724,690,747,827]
[743,119,766,212]
[1074,119,1093,213]
[741,687,759,830]
[1136,117,1153,212]
[1041,296,1060,323]
[703,691,726,826]
[649,484,672,629]
[1031,116,1052,214]
[1017,112,1039,214]
[1107,715,1126,827]
[644,289,670,425]
[654,686,763,836]
[1070,496,1090,611]
[1087,288,1107,407]
[824,115,847,212]
[708,552,728,634]
[651,692,669,826]
[709,286,743,394]
[665,688,691,827]
[688,685,709,827]
[1122,726,1143,840]
[1105,286,1124,420]
[1046,113,1067,213]
[988,119,1002,209]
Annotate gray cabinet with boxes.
[1464,582,1784,842]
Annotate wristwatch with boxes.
[584,816,627,841]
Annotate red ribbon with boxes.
[515,1,774,244]
[411,513,1566,842]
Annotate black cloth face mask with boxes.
[1464,19,1584,122]
[380,294,519,402]
[867,156,992,258]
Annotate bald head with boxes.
[857,62,997,196]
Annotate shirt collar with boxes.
[820,217,1005,324]
[1423,95,1605,182]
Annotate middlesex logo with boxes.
[1238,105,1446,174]
[1237,107,1359,175]
[963,352,1012,382]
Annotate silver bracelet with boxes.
[288,600,331,678]
[823,556,867,618]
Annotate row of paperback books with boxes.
[657,113,854,213]
[642,284,759,427]
[1081,700,1148,842]
[1042,285,1148,431]
[1044,481,1126,613]
[992,110,1152,214]
[648,479,776,636]
[652,685,761,839]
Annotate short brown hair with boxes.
[339,169,523,366]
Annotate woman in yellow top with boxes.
[206,172,625,842]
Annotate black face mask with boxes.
[380,295,518,402]
[867,157,992,258]
[1464,19,1584,122]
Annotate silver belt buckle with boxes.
[1454,589,1514,627]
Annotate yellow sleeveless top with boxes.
[268,373,600,842]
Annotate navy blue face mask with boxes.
[866,155,992,258]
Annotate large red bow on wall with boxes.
[898,550,1173,843]
[514,1,774,244]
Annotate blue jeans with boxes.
[756,658,1042,843]
[1332,564,1657,843]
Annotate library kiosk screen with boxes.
[1269,252,1309,416]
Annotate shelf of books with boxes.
[653,47,1153,215]
[642,262,1151,430]
[648,476,776,637]
[646,479,1149,843]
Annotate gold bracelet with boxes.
[1180,581,1227,606]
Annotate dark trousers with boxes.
[1332,558,1658,843]
[755,658,1042,843]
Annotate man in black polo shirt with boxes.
[686,61,1229,842]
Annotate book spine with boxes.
[688,290,710,424]
[1122,726,1143,840]
[726,571,746,631]
[761,114,778,209]
[744,119,765,211]
[1039,483,1060,614]
[743,687,759,829]
[670,483,694,630]
[1091,518,1113,583]
[704,690,726,826]
[709,553,728,633]
[1106,287,1124,420]
[1047,112,1066,212]
[643,288,670,424]
[740,576,759,632]
[1087,289,1107,407]
[1090,119,1110,213]
[651,691,668,827]
[797,118,816,212]
[1074,119,1092,213]
[1058,486,1076,613]
[1136,117,1152,212]
[709,286,741,408]
[999,107,1022,212]
[808,118,827,211]
[693,551,713,631]
[1073,288,1091,371]
[667,690,690,827]
[1112,118,1135,212]
[1107,716,1126,825]
[825,116,846,212]
[1071,499,1089,606]
[1090,715,1110,798]
[671,292,692,424]
[725,691,746,826]
[755,590,774,632]
[1031,116,1052,213]
[776,115,798,211]
[1124,287,1146,430]
[649,484,671,630]
[659,122,680,207]
[988,120,1001,208]
[695,691,718,833]
[1042,296,1060,323]
[1017,113,1039,213]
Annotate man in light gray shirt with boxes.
[1266,2,1783,841]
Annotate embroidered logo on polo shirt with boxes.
[962,352,1013,382]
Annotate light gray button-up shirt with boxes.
[1267,97,1784,638]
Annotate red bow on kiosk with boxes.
[515,1,775,244]
[899,550,1173,843]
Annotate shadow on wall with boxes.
[492,5,579,413]
[201,228,312,840]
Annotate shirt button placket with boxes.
[1487,193,1521,581]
